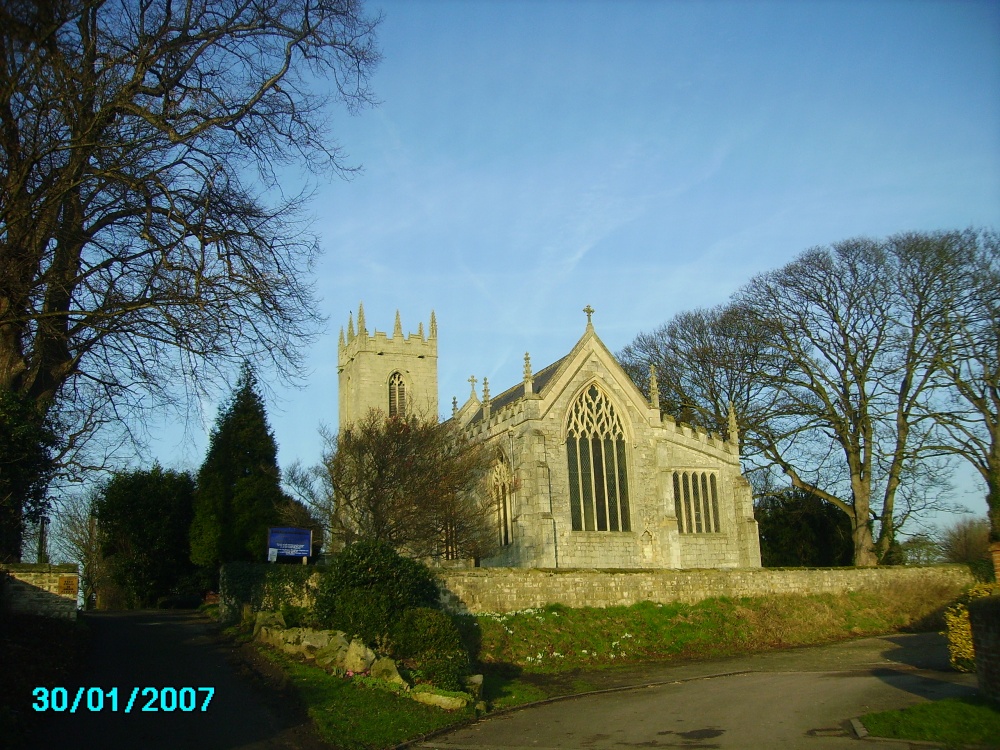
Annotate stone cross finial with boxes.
[482,377,491,419]
[469,375,478,399]
[583,304,595,326]
[649,364,660,410]
[452,396,458,416]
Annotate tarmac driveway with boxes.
[28,609,326,750]
[416,633,980,750]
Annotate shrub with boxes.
[313,541,440,645]
[943,583,1000,672]
[392,607,469,692]
[279,603,316,629]
[218,562,317,625]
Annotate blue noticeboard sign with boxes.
[267,527,313,560]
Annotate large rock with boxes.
[411,690,468,710]
[370,657,408,688]
[315,632,351,671]
[256,626,284,648]
[279,627,306,647]
[343,638,377,673]
[300,629,336,657]
[253,611,285,638]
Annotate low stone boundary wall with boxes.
[436,565,974,614]
[1,563,79,619]
[969,596,1000,704]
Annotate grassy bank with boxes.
[472,579,952,672]
[256,580,961,749]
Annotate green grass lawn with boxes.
[260,650,476,750]
[861,697,1000,749]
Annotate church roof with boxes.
[467,354,567,425]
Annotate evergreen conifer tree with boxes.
[190,366,286,569]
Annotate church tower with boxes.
[338,303,439,431]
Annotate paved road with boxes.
[29,610,325,750]
[416,633,981,750]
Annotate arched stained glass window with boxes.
[388,372,406,417]
[566,385,630,532]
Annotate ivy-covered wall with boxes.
[218,562,319,624]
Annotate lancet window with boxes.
[673,471,721,533]
[388,372,406,417]
[490,455,514,547]
[566,385,631,532]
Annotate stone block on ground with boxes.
[370,657,408,688]
[253,611,285,638]
[343,638,376,673]
[315,632,351,671]
[299,629,335,656]
[278,627,306,654]
[411,690,468,710]
[256,626,284,648]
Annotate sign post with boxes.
[266,527,313,564]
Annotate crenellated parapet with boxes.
[339,303,437,360]
[338,303,439,430]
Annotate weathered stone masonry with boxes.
[1,563,79,618]
[436,565,974,614]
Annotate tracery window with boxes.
[490,456,514,546]
[566,385,631,532]
[388,372,406,417]
[673,471,720,533]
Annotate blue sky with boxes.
[150,0,1000,518]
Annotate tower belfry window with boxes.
[388,372,406,417]
[566,384,631,532]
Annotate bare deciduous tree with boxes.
[51,489,107,608]
[918,230,1000,543]
[620,232,967,566]
[939,516,990,565]
[303,410,499,561]
[0,0,379,470]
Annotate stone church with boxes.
[338,304,761,570]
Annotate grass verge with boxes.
[243,578,967,748]
[472,581,954,672]
[257,648,475,749]
[861,697,1000,748]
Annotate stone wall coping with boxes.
[1,563,79,573]
[436,564,967,576]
